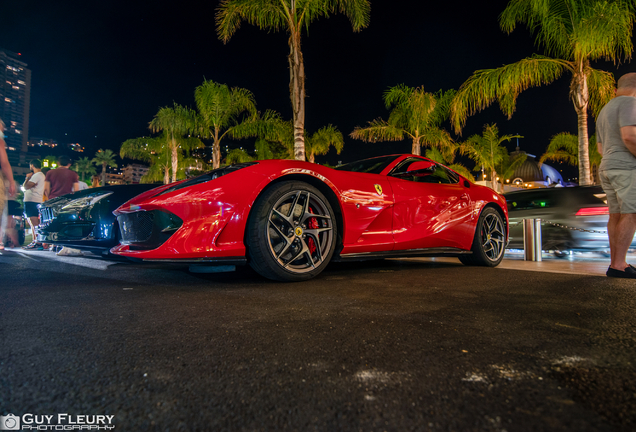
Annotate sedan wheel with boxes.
[459,207,506,267]
[247,181,336,281]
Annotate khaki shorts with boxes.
[599,169,636,214]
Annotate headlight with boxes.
[61,192,114,210]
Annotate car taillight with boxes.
[576,207,609,216]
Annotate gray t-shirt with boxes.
[597,96,636,171]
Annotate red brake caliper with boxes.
[307,207,319,255]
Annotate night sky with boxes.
[2,0,635,177]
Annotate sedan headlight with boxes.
[61,192,114,211]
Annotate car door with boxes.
[388,157,474,250]
[338,172,395,254]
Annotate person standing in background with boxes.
[43,155,79,199]
[43,155,81,256]
[597,72,636,278]
[22,159,45,250]
[0,119,18,250]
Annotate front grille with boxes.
[39,207,57,226]
[119,211,155,243]
[117,210,182,249]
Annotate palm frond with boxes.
[587,67,616,118]
[572,0,635,63]
[447,163,475,182]
[451,55,570,133]
[350,118,405,142]
[307,124,344,157]
[226,148,255,164]
[424,147,445,164]
[216,0,288,43]
[540,132,579,165]
[255,139,275,160]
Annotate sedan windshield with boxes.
[334,155,400,174]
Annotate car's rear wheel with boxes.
[247,181,336,282]
[459,207,506,267]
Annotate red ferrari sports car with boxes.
[111,155,508,281]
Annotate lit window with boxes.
[17,80,25,85]
[4,97,12,103]
[15,130,21,134]
[12,86,19,90]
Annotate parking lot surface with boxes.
[1,249,635,431]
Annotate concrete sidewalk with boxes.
[407,251,615,277]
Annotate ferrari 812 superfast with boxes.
[111,155,508,281]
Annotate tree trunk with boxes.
[171,136,178,183]
[288,29,306,161]
[164,166,170,185]
[491,169,498,192]
[309,152,315,163]
[411,136,421,156]
[101,163,106,186]
[213,133,221,169]
[572,66,592,186]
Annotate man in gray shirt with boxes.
[597,72,636,278]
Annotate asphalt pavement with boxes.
[1,249,635,432]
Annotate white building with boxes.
[123,164,149,184]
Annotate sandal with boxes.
[23,242,42,250]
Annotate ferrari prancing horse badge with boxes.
[374,184,383,196]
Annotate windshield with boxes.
[334,155,400,174]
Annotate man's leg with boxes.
[27,216,38,236]
[608,213,620,265]
[609,213,636,270]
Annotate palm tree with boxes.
[451,0,635,186]
[540,132,602,184]
[192,80,258,169]
[149,104,193,183]
[121,134,205,184]
[239,112,342,163]
[92,149,118,186]
[226,148,255,164]
[121,136,170,184]
[351,85,456,157]
[460,124,521,192]
[74,157,96,182]
[216,0,371,161]
[305,125,344,163]
[495,150,528,191]
[424,147,475,182]
[255,139,276,160]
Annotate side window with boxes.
[391,159,458,184]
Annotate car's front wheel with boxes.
[459,207,506,267]
[247,181,336,282]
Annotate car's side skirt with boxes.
[138,256,248,266]
[334,247,472,262]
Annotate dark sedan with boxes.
[37,184,160,254]
[504,186,630,256]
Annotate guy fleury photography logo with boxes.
[1,413,115,430]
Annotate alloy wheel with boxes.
[267,190,334,274]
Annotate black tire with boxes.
[459,207,506,267]
[246,181,337,282]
